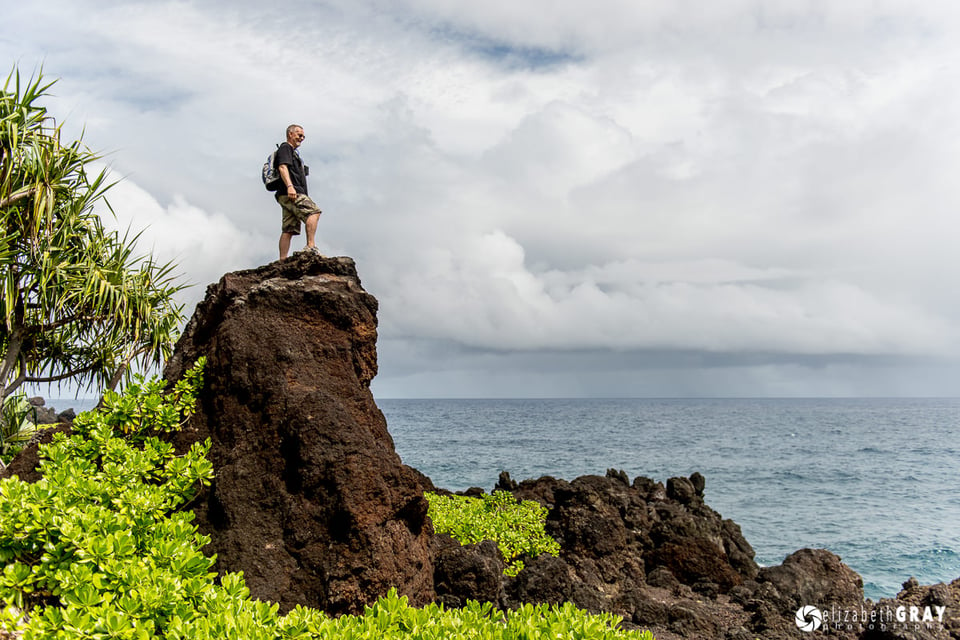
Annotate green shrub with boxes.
[426,490,560,576]
[0,393,40,466]
[0,362,651,639]
[169,586,654,640]
[0,359,212,638]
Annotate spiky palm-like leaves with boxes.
[0,67,185,405]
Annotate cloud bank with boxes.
[4,0,960,396]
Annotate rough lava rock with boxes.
[431,535,504,608]
[162,253,434,614]
[441,471,960,640]
[506,469,758,609]
[498,470,763,638]
[861,578,960,640]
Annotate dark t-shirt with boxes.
[274,142,308,196]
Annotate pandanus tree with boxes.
[0,67,185,408]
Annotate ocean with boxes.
[377,397,960,602]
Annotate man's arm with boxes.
[278,164,296,198]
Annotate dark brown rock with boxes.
[494,470,518,492]
[513,475,569,507]
[506,553,610,614]
[632,476,666,501]
[606,468,630,486]
[758,548,864,610]
[0,423,72,483]
[666,476,698,505]
[494,471,768,638]
[506,553,576,606]
[862,577,960,640]
[667,603,720,637]
[162,253,434,614]
[645,489,758,591]
[432,535,504,608]
[689,472,706,497]
[750,548,863,638]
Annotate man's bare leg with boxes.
[305,213,320,249]
[279,232,294,259]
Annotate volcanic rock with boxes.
[19,397,76,425]
[506,470,758,608]
[432,535,504,608]
[489,470,760,634]
[757,548,864,611]
[862,577,960,640]
[162,252,434,614]
[452,469,955,640]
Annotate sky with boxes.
[4,0,960,398]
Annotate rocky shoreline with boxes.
[434,469,959,639]
[5,252,958,639]
[19,397,77,426]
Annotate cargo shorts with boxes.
[277,193,322,235]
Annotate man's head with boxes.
[286,124,305,149]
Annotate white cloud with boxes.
[95,176,268,308]
[375,230,956,354]
[6,0,960,395]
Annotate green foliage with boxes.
[0,360,651,639]
[1,65,185,406]
[165,585,654,640]
[270,591,654,640]
[426,490,561,576]
[0,358,211,637]
[0,392,39,465]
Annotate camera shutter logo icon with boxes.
[795,605,823,632]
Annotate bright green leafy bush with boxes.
[168,586,654,640]
[0,361,651,639]
[426,490,561,576]
[0,393,40,465]
[0,359,212,638]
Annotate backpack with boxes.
[261,145,281,191]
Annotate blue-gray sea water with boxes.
[377,397,960,602]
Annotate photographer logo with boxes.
[796,606,823,632]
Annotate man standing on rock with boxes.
[274,124,323,259]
